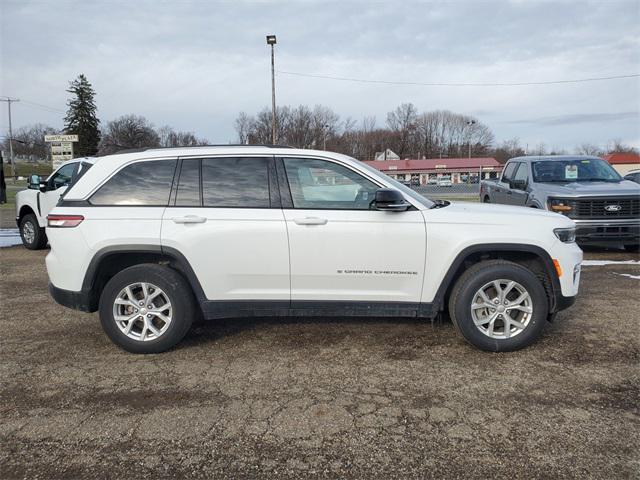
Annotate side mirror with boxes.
[511,179,527,191]
[28,175,42,190]
[372,188,410,212]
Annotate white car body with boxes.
[44,146,582,353]
[15,158,95,248]
[437,177,452,187]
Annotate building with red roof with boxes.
[602,152,640,175]
[361,157,502,185]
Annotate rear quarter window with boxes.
[90,159,177,206]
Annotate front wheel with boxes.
[482,196,490,203]
[99,264,195,353]
[20,213,47,250]
[448,260,549,352]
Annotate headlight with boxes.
[554,227,576,243]
[548,198,573,214]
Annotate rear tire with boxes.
[482,196,490,203]
[99,264,195,354]
[448,260,549,352]
[20,213,47,250]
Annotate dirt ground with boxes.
[0,245,638,479]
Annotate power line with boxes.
[20,99,65,114]
[277,71,640,87]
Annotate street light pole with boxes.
[266,35,277,145]
[0,97,19,180]
[465,119,476,159]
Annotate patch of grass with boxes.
[0,181,27,210]
[3,162,52,179]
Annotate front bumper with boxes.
[49,283,95,312]
[574,219,640,245]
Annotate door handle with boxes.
[293,217,328,226]
[172,215,207,224]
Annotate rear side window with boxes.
[90,159,177,206]
[201,157,270,208]
[175,159,201,206]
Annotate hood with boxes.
[426,201,574,229]
[536,179,640,196]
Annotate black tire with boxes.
[448,260,549,352]
[99,264,195,354]
[20,213,47,250]
[623,242,640,253]
[482,196,490,203]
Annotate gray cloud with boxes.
[1,0,639,149]
[508,111,640,126]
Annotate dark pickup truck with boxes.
[480,155,640,250]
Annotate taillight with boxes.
[47,214,84,228]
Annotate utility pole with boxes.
[0,97,19,180]
[266,35,277,145]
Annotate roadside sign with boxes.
[45,135,79,169]
[44,134,79,143]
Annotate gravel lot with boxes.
[0,245,638,479]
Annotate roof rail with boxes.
[97,144,294,156]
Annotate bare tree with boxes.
[386,103,418,157]
[2,123,57,162]
[234,112,254,144]
[98,115,160,155]
[157,126,207,147]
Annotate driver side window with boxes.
[49,163,77,190]
[283,158,379,210]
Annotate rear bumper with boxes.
[49,283,95,312]
[574,219,640,245]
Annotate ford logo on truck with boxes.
[604,204,622,212]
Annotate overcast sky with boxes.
[1,0,639,152]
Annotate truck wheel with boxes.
[482,196,490,203]
[20,213,47,250]
[448,260,549,352]
[623,242,640,253]
[99,264,195,354]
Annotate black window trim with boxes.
[276,155,400,212]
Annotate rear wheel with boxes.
[20,213,47,250]
[99,264,195,353]
[448,260,549,352]
[482,196,490,203]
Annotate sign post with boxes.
[44,134,79,169]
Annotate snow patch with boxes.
[582,260,640,266]
[614,272,640,280]
[0,229,22,248]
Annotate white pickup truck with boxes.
[15,158,94,249]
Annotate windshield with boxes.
[356,159,435,208]
[532,158,622,183]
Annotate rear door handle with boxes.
[293,217,328,226]
[172,215,207,224]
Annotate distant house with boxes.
[374,149,400,161]
[602,152,640,175]
[361,157,502,185]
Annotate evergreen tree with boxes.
[64,74,100,157]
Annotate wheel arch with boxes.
[18,204,37,221]
[82,245,206,312]
[433,243,560,314]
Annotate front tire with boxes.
[482,196,490,203]
[448,260,549,352]
[20,213,47,250]
[99,264,195,354]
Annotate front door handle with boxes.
[172,215,207,224]
[293,217,328,226]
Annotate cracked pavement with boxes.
[0,246,639,478]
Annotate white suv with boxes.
[46,146,582,353]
